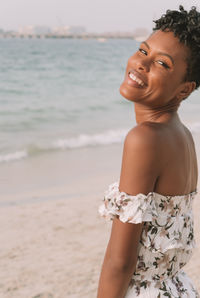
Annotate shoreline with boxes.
[0,143,124,205]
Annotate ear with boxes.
[176,81,196,101]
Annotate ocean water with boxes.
[0,38,200,164]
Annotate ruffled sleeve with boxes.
[98,181,158,224]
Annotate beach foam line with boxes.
[0,129,127,163]
[53,129,127,149]
[0,150,28,163]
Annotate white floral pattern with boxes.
[98,181,199,297]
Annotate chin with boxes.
[119,82,137,102]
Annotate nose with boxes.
[136,57,150,72]
[129,55,150,73]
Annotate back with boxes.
[152,120,198,195]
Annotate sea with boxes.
[0,37,200,165]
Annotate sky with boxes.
[0,0,199,33]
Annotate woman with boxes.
[97,6,200,298]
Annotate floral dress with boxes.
[98,181,199,297]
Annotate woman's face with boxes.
[120,30,190,107]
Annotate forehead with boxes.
[145,30,189,63]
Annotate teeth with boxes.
[129,72,144,86]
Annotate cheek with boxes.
[146,72,176,102]
[150,71,173,90]
[148,73,166,95]
[149,74,181,106]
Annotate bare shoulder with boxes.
[120,122,162,195]
[124,122,163,151]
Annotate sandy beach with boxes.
[1,27,200,298]
[0,139,200,298]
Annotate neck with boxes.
[134,102,180,124]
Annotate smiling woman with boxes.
[120,30,195,107]
[97,5,200,298]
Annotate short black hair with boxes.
[153,5,200,89]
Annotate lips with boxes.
[127,69,147,87]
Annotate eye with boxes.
[139,48,147,55]
[156,60,170,69]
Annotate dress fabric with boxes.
[98,181,199,297]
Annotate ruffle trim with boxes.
[98,181,196,253]
[98,181,158,224]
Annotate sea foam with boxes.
[53,129,127,149]
[0,129,127,163]
[0,150,28,163]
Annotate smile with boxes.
[128,72,145,87]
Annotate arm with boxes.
[97,219,144,298]
[97,124,161,298]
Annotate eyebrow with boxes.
[142,41,174,65]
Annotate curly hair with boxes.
[153,5,200,89]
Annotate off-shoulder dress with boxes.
[98,181,199,297]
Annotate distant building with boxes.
[69,26,86,35]
[18,25,35,36]
[33,26,51,35]
[52,26,70,36]
[18,25,51,36]
[52,25,86,36]
[133,28,150,41]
